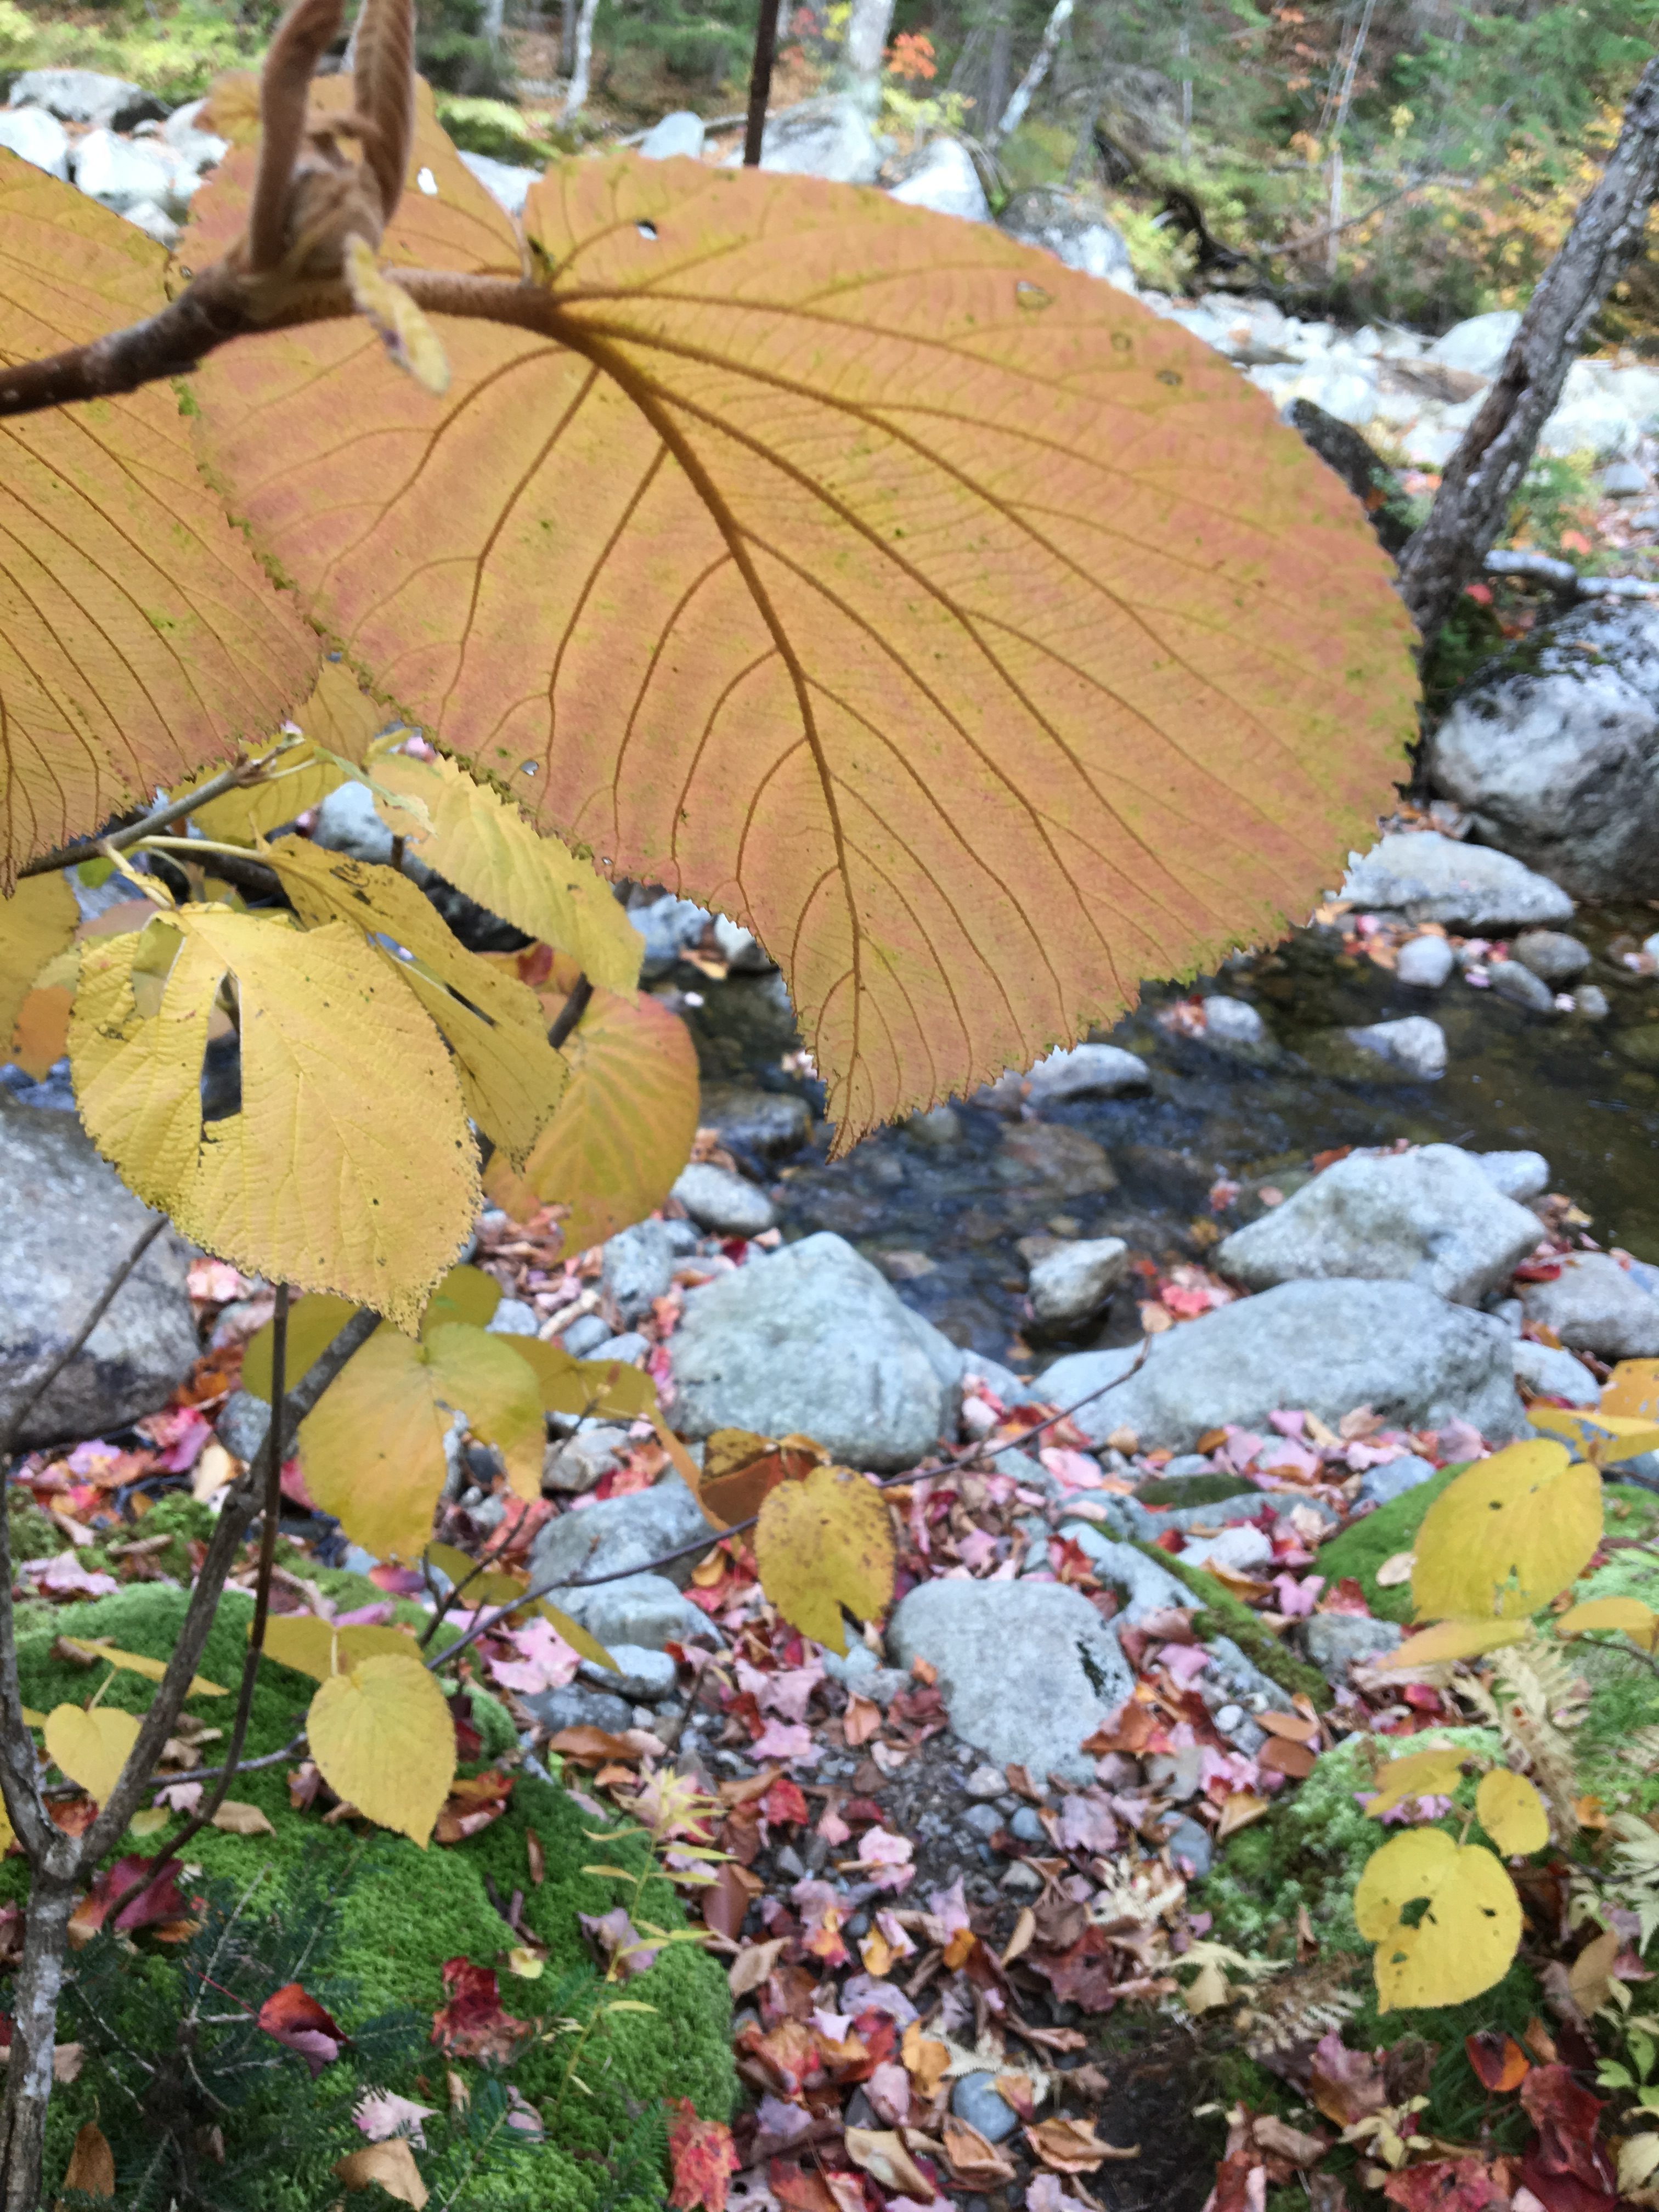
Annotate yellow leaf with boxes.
[261,1615,422,1683]
[508,1336,660,1421]
[191,1439,238,1502]
[308,1654,455,1847]
[483,987,699,1251]
[421,1264,503,1334]
[1476,1770,1549,1855]
[10,983,72,1080]
[425,1542,527,1607]
[754,1465,895,1656]
[1528,1403,1659,1465]
[59,1639,225,1698]
[1364,1745,1466,1819]
[0,151,318,888]
[366,747,642,994]
[1558,1595,1659,1650]
[297,1322,544,1560]
[60,2120,116,2200]
[1354,1828,1521,2012]
[242,1293,364,1402]
[344,233,450,394]
[1,873,77,1051]
[264,840,568,1170]
[1618,2132,1659,2197]
[128,1807,168,1838]
[70,907,476,1330]
[211,1800,276,1836]
[1604,1361,1659,1423]
[1571,1926,1623,2017]
[1412,1442,1601,1621]
[44,1704,140,1807]
[538,1601,619,1673]
[1372,1617,1532,1670]
[336,2138,429,2206]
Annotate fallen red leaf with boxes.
[430,1957,527,2062]
[67,1857,190,1948]
[1026,1926,1119,2012]
[433,1767,514,1845]
[1517,2064,1616,2212]
[257,1980,349,2076]
[668,2098,740,2212]
[1380,2157,1510,2212]
[1307,2032,1387,2129]
[1464,2030,1530,2094]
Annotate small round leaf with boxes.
[1476,1770,1549,1857]
[1354,1828,1521,2013]
[307,1654,455,1847]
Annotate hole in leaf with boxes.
[1015,280,1051,311]
[130,916,184,1019]
[637,221,658,240]
[417,167,438,196]
[202,974,241,1126]
[1398,1895,1431,1929]
[520,761,538,777]
[1157,369,1182,387]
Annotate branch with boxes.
[1483,548,1659,602]
[0,1218,166,1467]
[18,739,301,881]
[547,972,593,1051]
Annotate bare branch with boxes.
[0,1218,167,1468]
[18,739,302,881]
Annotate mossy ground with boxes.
[1130,1542,1334,1709]
[9,1583,733,2209]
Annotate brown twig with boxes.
[547,973,594,1051]
[18,742,301,881]
[742,0,780,168]
[0,1217,167,1465]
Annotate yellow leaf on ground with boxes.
[211,1800,276,1836]
[261,1615,422,1683]
[1604,1361,1659,1423]
[1558,1595,1659,1651]
[298,1322,544,1560]
[538,1602,619,1673]
[1476,1770,1549,1856]
[1570,1926,1622,2016]
[1372,1617,1531,1669]
[242,1293,364,1402]
[1412,1442,1601,1622]
[1,873,77,1049]
[367,747,642,994]
[844,2129,935,2199]
[754,1465,895,1655]
[58,1639,225,1698]
[60,2120,116,2199]
[483,987,699,1250]
[0,151,317,887]
[1528,1404,1659,1465]
[335,2139,430,2207]
[44,1705,139,1807]
[265,840,568,1170]
[70,907,476,1329]
[1354,1829,1521,2012]
[1364,1745,1466,1819]
[308,1654,455,1847]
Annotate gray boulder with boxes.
[1425,601,1659,900]
[528,1474,709,1590]
[1342,831,1574,928]
[1202,995,1267,1046]
[160,97,229,171]
[1512,1339,1601,1406]
[671,1161,776,1238]
[456,149,537,215]
[1358,1453,1438,1508]
[749,96,882,185]
[543,1425,630,1495]
[998,187,1135,291]
[1475,1150,1550,1203]
[1489,960,1558,1015]
[628,893,710,977]
[888,137,987,222]
[10,69,163,128]
[0,106,69,178]
[557,1574,721,1652]
[72,128,193,216]
[668,1232,961,1469]
[638,110,705,160]
[1518,1251,1659,1359]
[1302,1613,1405,1685]
[1216,1144,1542,1306]
[602,1219,680,1324]
[0,1103,199,1447]
[1039,1278,1526,1453]
[887,1579,1133,1782]
[522,1683,635,1734]
[1023,1042,1149,1104]
[1424,310,1520,379]
[1028,1237,1130,1329]
[1346,1015,1447,1079]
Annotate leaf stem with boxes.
[16,741,303,881]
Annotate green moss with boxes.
[1313,1466,1467,1623]
[8,1488,65,1565]
[1128,1542,1333,1709]
[13,1586,733,2208]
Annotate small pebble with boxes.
[961,1804,1002,1841]
[1002,1861,1042,1895]
[1215,1703,1244,1734]
[1395,934,1454,989]
[1010,1806,1047,1843]
[775,1843,805,1879]
[951,2074,1019,2144]
[1202,995,1267,1045]
[964,1763,1007,1799]
[1165,1815,1214,1878]
[1489,960,1557,1015]
[1577,983,1611,1020]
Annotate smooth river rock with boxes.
[1342,831,1574,929]
[1517,1252,1659,1359]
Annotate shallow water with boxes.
[679,904,1659,1374]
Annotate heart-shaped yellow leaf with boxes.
[307,1654,455,1846]
[755,1464,895,1655]
[44,1704,140,1806]
[261,1615,423,1682]
[1355,1827,1521,2012]
[1476,1770,1549,1856]
[1412,1442,1601,1621]
[1364,1745,1465,1819]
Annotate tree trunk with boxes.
[1399,56,1659,644]
[560,0,576,75]
[985,6,1011,138]
[563,0,600,114]
[844,0,894,116]
[995,0,1073,144]
[0,1875,78,2212]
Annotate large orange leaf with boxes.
[189,152,1416,1140]
[0,151,318,886]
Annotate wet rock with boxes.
[0,1104,199,1448]
[0,105,69,178]
[1179,1522,1272,1575]
[1040,1278,1526,1453]
[1165,1816,1213,1877]
[1475,1150,1550,1203]
[888,137,988,222]
[543,1425,630,1496]
[697,1084,813,1158]
[529,1475,710,1590]
[1489,960,1559,1015]
[998,187,1135,290]
[669,1232,961,1469]
[1513,930,1591,985]
[1342,832,1574,929]
[457,149,537,213]
[1358,1454,1438,1509]
[1425,602,1659,900]
[671,1161,777,1238]
[1577,984,1612,1020]
[638,109,705,159]
[12,68,164,128]
[1028,1238,1130,1330]
[602,1219,679,1323]
[1395,934,1454,989]
[1513,1340,1601,1407]
[887,1579,1133,1782]
[1215,1144,1542,1306]
[523,1682,635,1733]
[1024,1042,1150,1104]
[997,1122,1116,1192]
[750,95,882,184]
[1302,1613,1405,1684]
[1201,995,1267,1046]
[1518,1252,1659,1359]
[952,2075,1019,2143]
[1346,1015,1446,1079]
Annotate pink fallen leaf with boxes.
[354,2090,437,2148]
[488,1615,582,1695]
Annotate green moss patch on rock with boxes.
[1312,1466,1465,1623]
[1129,1542,1334,1709]
[11,1584,735,2209]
